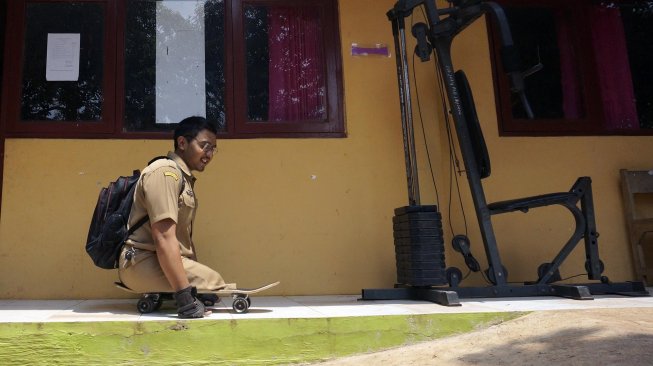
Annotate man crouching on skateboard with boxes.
[118,116,231,318]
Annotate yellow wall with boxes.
[0,0,651,299]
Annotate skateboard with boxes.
[115,281,280,314]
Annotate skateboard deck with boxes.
[115,281,280,314]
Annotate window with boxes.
[488,0,653,135]
[2,0,344,138]
[2,0,116,135]
[233,0,342,136]
[123,0,228,133]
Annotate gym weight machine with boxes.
[361,0,649,305]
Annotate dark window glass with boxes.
[204,0,227,131]
[20,2,104,121]
[244,4,327,122]
[504,7,585,120]
[620,2,653,128]
[124,0,156,131]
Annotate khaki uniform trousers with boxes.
[118,247,230,293]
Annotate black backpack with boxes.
[85,157,183,269]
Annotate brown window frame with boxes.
[1,0,344,139]
[487,0,653,136]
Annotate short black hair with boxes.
[173,116,218,149]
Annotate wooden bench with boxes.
[620,169,653,285]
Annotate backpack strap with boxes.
[128,215,150,236]
[148,155,169,165]
[128,156,186,235]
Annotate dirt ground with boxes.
[308,307,653,365]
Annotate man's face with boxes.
[178,129,218,172]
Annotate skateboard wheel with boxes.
[232,297,249,314]
[137,297,156,314]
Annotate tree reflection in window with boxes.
[20,3,104,121]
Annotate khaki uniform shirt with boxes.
[126,152,197,257]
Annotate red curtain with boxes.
[588,3,638,130]
[267,7,326,122]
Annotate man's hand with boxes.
[173,286,206,318]
[151,218,190,291]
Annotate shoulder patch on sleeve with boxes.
[164,171,179,181]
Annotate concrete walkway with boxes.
[2,291,653,323]
[2,291,653,365]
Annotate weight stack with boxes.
[393,205,447,286]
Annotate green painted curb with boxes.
[0,312,525,365]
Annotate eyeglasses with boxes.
[196,140,218,154]
[186,136,217,154]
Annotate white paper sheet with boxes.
[46,33,80,81]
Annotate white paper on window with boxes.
[156,1,206,124]
[46,33,80,81]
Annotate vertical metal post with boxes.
[430,37,507,286]
[579,177,602,280]
[391,16,421,206]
